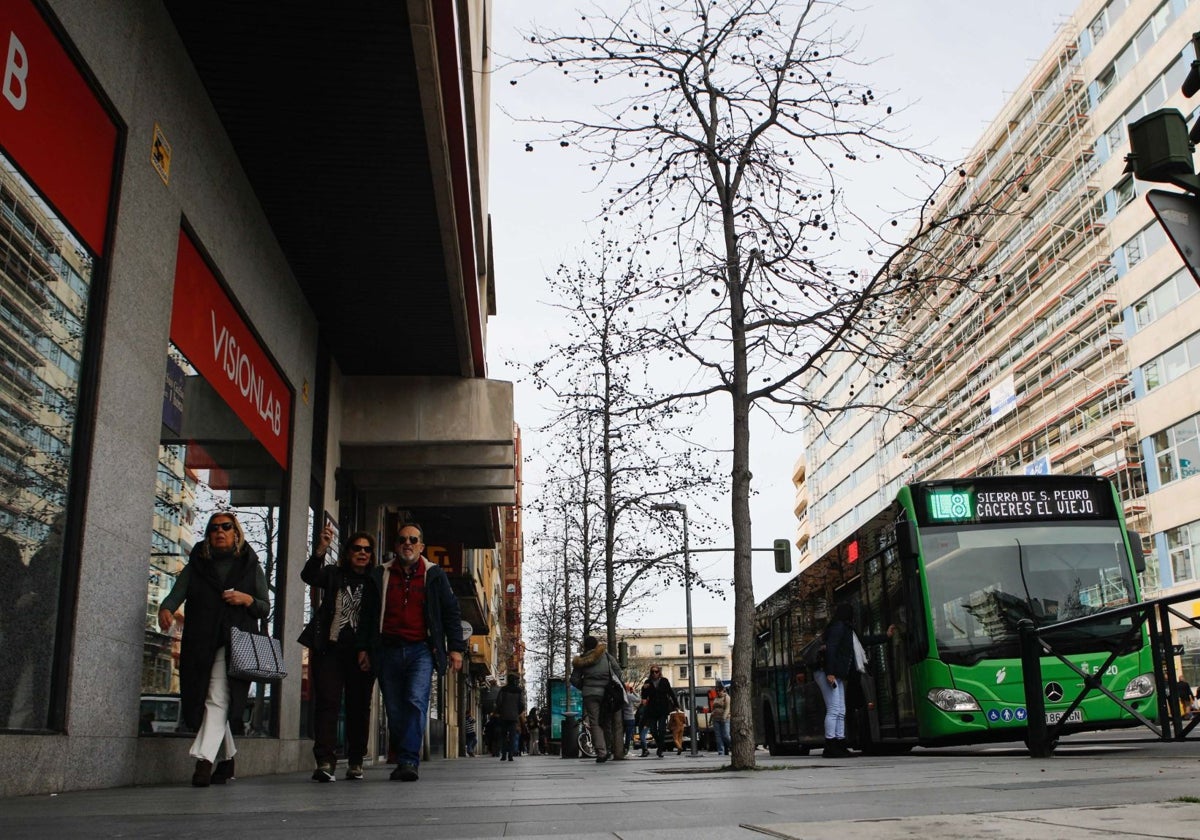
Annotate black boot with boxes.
[821,738,845,758]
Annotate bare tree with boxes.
[517,0,1023,767]
[526,239,724,657]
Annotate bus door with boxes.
[860,532,918,741]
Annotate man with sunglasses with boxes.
[357,523,465,782]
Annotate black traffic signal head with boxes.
[773,538,792,573]
[1126,109,1195,182]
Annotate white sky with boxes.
[487,0,1084,638]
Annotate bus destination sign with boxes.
[920,479,1115,525]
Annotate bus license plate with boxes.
[1046,710,1083,724]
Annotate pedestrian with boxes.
[641,665,678,758]
[302,524,377,782]
[356,522,466,782]
[157,511,269,787]
[496,672,525,761]
[483,711,501,756]
[814,602,894,757]
[1176,675,1195,719]
[635,688,651,756]
[569,635,622,763]
[622,683,639,753]
[464,712,477,757]
[710,684,731,756]
[527,707,542,755]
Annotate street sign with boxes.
[1146,189,1200,287]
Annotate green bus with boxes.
[753,475,1155,755]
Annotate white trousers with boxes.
[189,647,237,763]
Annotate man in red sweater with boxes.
[357,523,465,781]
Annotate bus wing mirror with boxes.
[1128,531,1146,574]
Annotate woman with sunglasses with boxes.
[302,522,377,781]
[157,511,268,787]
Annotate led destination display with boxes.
[916,478,1116,526]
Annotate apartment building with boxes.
[797,0,1200,680]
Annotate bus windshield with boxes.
[922,521,1136,664]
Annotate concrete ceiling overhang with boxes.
[340,376,515,548]
[165,2,511,544]
[164,0,484,378]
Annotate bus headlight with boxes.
[927,688,981,712]
[1123,674,1154,700]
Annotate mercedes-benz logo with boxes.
[1044,682,1064,703]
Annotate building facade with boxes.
[0,0,518,797]
[796,0,1200,686]
[619,626,732,687]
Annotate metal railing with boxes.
[1019,585,1200,757]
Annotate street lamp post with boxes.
[651,501,698,756]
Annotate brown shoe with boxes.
[192,759,213,787]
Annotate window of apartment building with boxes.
[1110,176,1137,213]
[654,644,663,656]
[1121,221,1168,270]
[1133,268,1197,331]
[703,642,712,654]
[1100,48,1191,161]
[1152,412,1200,487]
[1144,331,1200,391]
[1089,0,1132,47]
[1096,2,1176,101]
[703,665,713,678]
[1167,520,1200,584]
[679,666,688,680]
[629,645,638,656]
[679,643,687,655]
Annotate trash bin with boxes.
[560,714,579,758]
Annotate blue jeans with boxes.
[713,719,731,755]
[376,641,434,767]
[623,718,636,750]
[815,670,846,739]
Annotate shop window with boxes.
[0,161,97,732]
[141,230,293,739]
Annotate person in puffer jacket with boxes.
[569,635,622,763]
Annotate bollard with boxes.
[560,714,579,759]
[1019,619,1051,758]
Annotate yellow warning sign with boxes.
[152,123,172,186]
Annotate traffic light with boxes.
[1126,31,1200,286]
[773,538,792,573]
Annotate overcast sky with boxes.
[487,0,1083,637]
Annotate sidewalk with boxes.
[2,744,1198,838]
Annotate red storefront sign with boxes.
[0,0,118,255]
[170,230,292,468]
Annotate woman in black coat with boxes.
[158,511,268,787]
[302,523,377,781]
[640,665,678,758]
